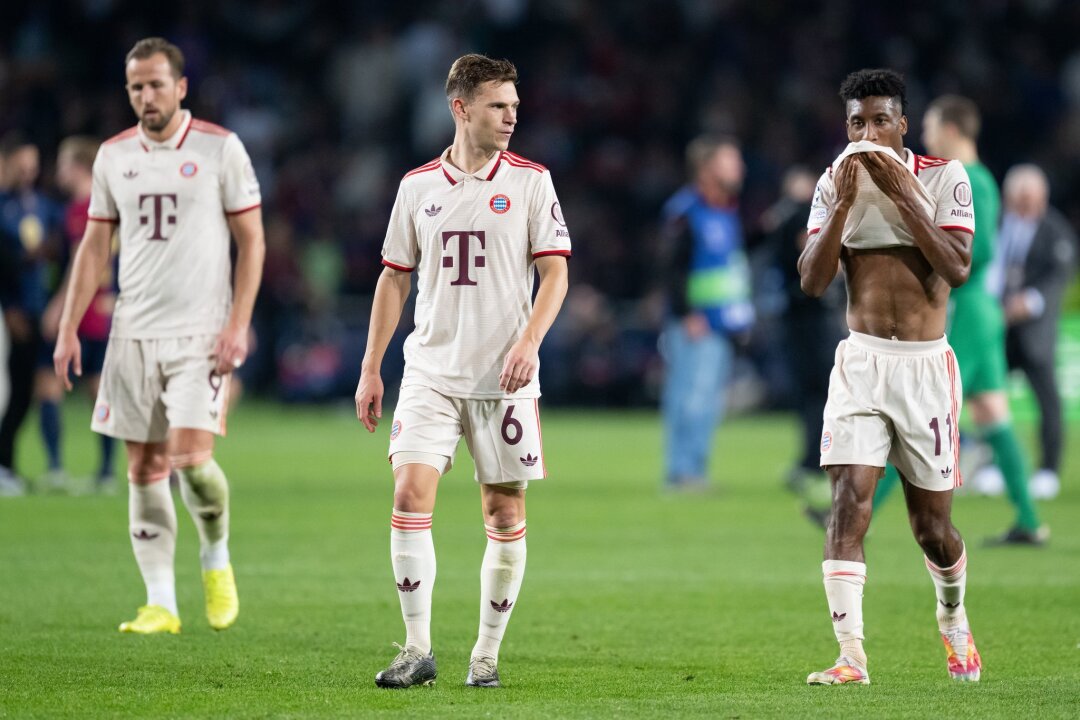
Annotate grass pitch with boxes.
[0,400,1077,718]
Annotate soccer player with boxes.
[799,69,980,685]
[870,96,1046,544]
[355,54,570,689]
[53,37,264,634]
[44,136,119,492]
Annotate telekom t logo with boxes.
[138,193,178,241]
[441,230,486,286]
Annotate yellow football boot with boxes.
[119,605,181,635]
[203,564,239,630]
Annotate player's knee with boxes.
[910,513,952,556]
[127,452,169,484]
[174,459,228,510]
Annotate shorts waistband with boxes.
[846,330,949,356]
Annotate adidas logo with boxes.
[520,453,538,467]
[424,204,442,217]
[941,466,953,479]
[939,600,961,609]
[490,598,514,613]
[132,529,160,540]
[397,577,421,593]
[123,169,138,179]
[831,611,847,623]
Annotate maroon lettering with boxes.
[138,193,178,240]
[441,230,486,286]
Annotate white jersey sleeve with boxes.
[88,146,118,222]
[528,171,572,257]
[931,160,975,234]
[807,168,834,236]
[220,133,262,214]
[381,184,419,271]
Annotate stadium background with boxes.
[1,2,1079,718]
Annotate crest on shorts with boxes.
[95,403,110,422]
[489,194,510,214]
[820,431,832,453]
[390,419,403,440]
[179,161,198,178]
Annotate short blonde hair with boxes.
[58,136,100,169]
[445,54,518,102]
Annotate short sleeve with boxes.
[221,134,262,215]
[934,161,975,235]
[87,147,117,222]
[806,170,834,236]
[381,184,418,271]
[528,171,572,258]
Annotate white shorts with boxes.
[91,335,229,443]
[820,331,962,491]
[388,384,546,486]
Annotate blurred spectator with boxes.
[0,134,62,494]
[996,164,1079,499]
[761,166,846,494]
[658,136,754,490]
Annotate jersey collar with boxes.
[439,147,503,186]
[137,110,193,152]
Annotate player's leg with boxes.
[870,464,901,511]
[1023,355,1063,498]
[902,479,980,681]
[84,340,116,491]
[376,386,459,689]
[969,391,1045,544]
[807,464,876,685]
[120,439,181,634]
[35,363,68,490]
[0,321,37,493]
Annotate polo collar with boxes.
[138,110,192,151]
[439,147,503,185]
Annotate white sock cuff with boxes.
[925,545,966,581]
[485,520,526,543]
[822,559,867,584]
[391,510,433,532]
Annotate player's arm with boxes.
[54,219,114,390]
[356,266,412,431]
[499,255,569,394]
[214,209,266,375]
[799,160,857,297]
[859,153,971,287]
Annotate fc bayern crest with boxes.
[95,403,110,422]
[391,420,403,440]
[820,431,832,453]
[489,194,511,214]
[180,161,199,178]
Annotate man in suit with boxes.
[997,165,1078,499]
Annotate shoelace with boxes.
[942,627,970,656]
[471,656,497,678]
[388,642,422,669]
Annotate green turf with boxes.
[0,399,1077,718]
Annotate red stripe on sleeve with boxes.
[382,259,415,272]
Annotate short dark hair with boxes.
[926,94,981,140]
[126,37,185,79]
[839,68,907,116]
[445,54,518,103]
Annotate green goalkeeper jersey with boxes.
[952,161,999,302]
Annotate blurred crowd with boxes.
[1,0,1079,406]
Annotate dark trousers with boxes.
[1006,330,1063,473]
[0,327,38,472]
[785,306,844,471]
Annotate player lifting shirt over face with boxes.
[798,69,981,686]
[355,53,571,689]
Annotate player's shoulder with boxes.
[500,151,547,174]
[182,117,239,155]
[913,153,962,178]
[399,157,446,190]
[188,117,233,138]
[100,126,141,156]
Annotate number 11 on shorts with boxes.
[928,414,953,456]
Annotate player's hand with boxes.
[858,152,916,203]
[355,370,384,432]
[53,325,82,392]
[499,338,539,394]
[833,156,861,209]
[213,323,249,375]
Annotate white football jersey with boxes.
[807,148,974,249]
[88,110,261,339]
[382,147,572,399]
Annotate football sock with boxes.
[871,465,900,512]
[98,435,115,479]
[822,559,867,667]
[982,422,1040,531]
[176,459,230,571]
[926,545,967,630]
[472,521,527,662]
[40,400,61,471]
[391,510,435,654]
[129,473,178,616]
